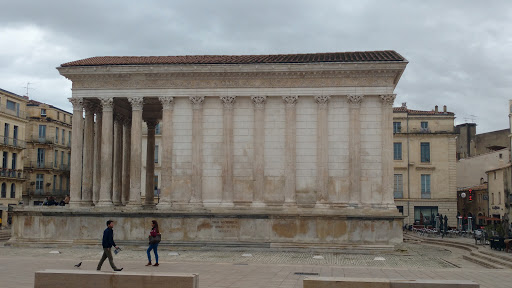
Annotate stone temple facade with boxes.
[11,51,408,249]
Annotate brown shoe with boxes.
[153,263,159,267]
[145,262,152,266]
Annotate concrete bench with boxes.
[34,269,198,288]
[303,277,479,288]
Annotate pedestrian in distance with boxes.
[97,220,123,271]
[146,220,161,267]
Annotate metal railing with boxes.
[0,136,26,149]
[28,136,55,144]
[0,105,26,119]
[0,168,24,179]
[26,188,69,197]
[26,161,54,169]
[59,164,70,171]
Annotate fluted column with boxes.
[128,97,144,207]
[315,95,330,205]
[190,96,204,205]
[68,97,84,208]
[112,115,124,206]
[93,107,102,205]
[221,95,235,206]
[145,120,158,208]
[97,98,115,207]
[251,96,266,206]
[122,119,131,205]
[380,94,396,207]
[157,96,173,208]
[80,100,95,206]
[283,95,298,205]
[348,95,363,207]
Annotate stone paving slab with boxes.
[0,243,509,288]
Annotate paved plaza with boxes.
[0,234,511,288]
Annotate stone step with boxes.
[470,251,512,269]
[477,249,512,266]
[462,254,503,269]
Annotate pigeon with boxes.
[74,262,82,268]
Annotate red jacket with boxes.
[150,227,159,237]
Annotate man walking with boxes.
[97,220,123,271]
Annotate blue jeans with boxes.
[147,243,159,263]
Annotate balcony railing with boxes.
[26,188,69,197]
[0,106,26,119]
[26,161,54,169]
[0,168,25,179]
[28,136,55,145]
[0,136,26,149]
[60,164,70,171]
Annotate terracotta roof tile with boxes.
[60,50,406,67]
[393,106,454,116]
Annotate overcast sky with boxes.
[0,0,510,133]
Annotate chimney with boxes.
[435,105,438,112]
[401,102,407,108]
[443,105,447,112]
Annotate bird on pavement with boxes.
[74,262,82,268]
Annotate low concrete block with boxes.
[34,269,198,288]
[303,277,479,288]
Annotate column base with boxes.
[69,201,82,209]
[95,200,114,207]
[80,201,94,207]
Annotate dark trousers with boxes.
[97,248,117,270]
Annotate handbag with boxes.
[149,234,161,244]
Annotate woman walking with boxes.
[146,220,161,266]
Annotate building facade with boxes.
[455,123,510,160]
[486,164,511,222]
[393,103,457,227]
[0,89,28,227]
[23,100,72,205]
[12,51,408,247]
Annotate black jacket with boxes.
[102,227,116,248]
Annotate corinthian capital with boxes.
[314,95,330,108]
[347,94,364,105]
[380,94,396,106]
[159,96,174,109]
[189,96,205,109]
[128,97,144,110]
[100,98,115,111]
[68,98,83,111]
[282,95,298,107]
[251,95,266,109]
[220,95,236,109]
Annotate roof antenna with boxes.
[22,82,34,97]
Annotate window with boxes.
[57,112,60,120]
[10,183,15,198]
[393,122,401,133]
[2,152,7,169]
[54,150,58,167]
[53,175,57,192]
[6,100,16,111]
[154,145,159,163]
[37,148,45,167]
[68,152,71,166]
[59,175,63,191]
[61,151,64,166]
[393,143,402,160]
[55,127,59,143]
[38,125,46,140]
[492,193,494,205]
[62,129,65,144]
[13,125,18,146]
[414,206,438,226]
[420,142,430,163]
[68,131,71,146]
[397,206,404,215]
[499,192,501,204]
[36,174,44,191]
[3,123,9,145]
[11,153,16,169]
[421,174,431,198]
[155,123,161,135]
[41,109,46,117]
[421,122,428,129]
[1,183,5,198]
[154,175,159,195]
[394,174,403,198]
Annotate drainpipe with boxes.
[407,112,411,224]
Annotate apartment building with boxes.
[393,103,457,227]
[0,88,28,227]
[23,100,72,205]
